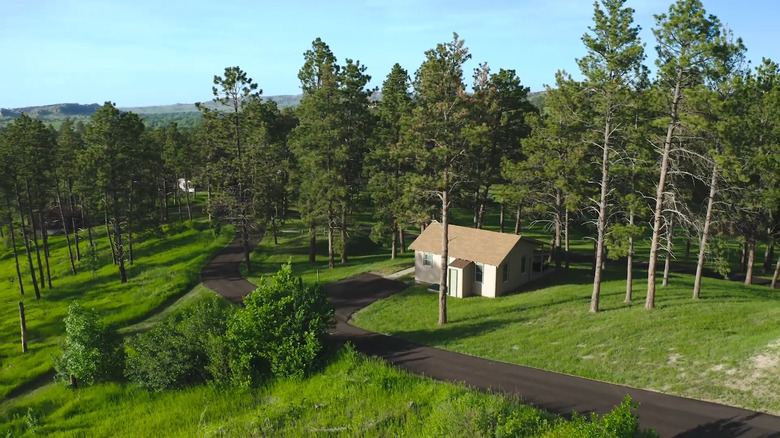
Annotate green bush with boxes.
[54,302,124,387]
[124,295,234,391]
[542,396,659,438]
[226,262,334,387]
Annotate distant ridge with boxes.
[1,90,546,129]
[0,95,304,129]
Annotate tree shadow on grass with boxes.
[386,318,516,347]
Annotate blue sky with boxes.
[2,0,778,108]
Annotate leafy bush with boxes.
[542,396,658,438]
[125,295,234,391]
[54,302,124,387]
[225,262,334,387]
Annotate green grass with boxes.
[0,347,575,437]
[242,218,415,286]
[354,264,780,415]
[0,219,232,399]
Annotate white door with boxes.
[448,268,459,297]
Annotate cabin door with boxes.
[448,268,459,298]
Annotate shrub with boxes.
[542,396,659,438]
[125,295,234,391]
[54,302,124,387]
[226,262,334,387]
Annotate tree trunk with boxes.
[38,210,53,289]
[112,209,127,284]
[104,199,117,265]
[184,172,193,221]
[340,207,348,264]
[83,200,94,248]
[685,239,691,259]
[19,302,27,353]
[25,183,45,290]
[67,184,81,261]
[625,210,634,302]
[16,189,40,300]
[514,205,522,234]
[564,209,570,270]
[648,71,682,310]
[499,203,505,233]
[6,196,25,296]
[744,238,755,285]
[327,212,335,269]
[591,121,611,314]
[391,218,398,260]
[472,188,479,228]
[771,257,779,289]
[308,224,316,263]
[271,215,278,245]
[242,220,250,273]
[554,191,562,270]
[56,182,77,275]
[476,184,490,229]
[439,188,449,326]
[663,215,675,287]
[740,242,748,273]
[128,184,134,265]
[161,177,168,224]
[693,163,718,299]
[207,180,212,222]
[399,226,406,254]
[763,240,774,274]
[175,174,183,222]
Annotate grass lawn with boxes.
[354,264,780,415]
[0,346,584,438]
[0,218,232,399]
[242,217,415,286]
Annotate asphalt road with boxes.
[201,240,780,438]
[327,273,780,438]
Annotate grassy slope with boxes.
[354,264,780,415]
[0,219,232,399]
[0,347,569,438]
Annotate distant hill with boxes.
[0,95,304,130]
[1,90,545,130]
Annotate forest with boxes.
[0,0,777,324]
[0,0,778,435]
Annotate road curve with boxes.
[200,239,780,438]
[327,273,780,438]
[201,234,260,303]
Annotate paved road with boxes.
[327,273,780,438]
[201,234,260,303]
[201,241,780,438]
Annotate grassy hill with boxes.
[0,95,305,130]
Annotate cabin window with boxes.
[502,262,509,282]
[475,263,484,283]
[423,252,433,267]
[521,256,526,274]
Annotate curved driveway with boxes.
[202,241,780,438]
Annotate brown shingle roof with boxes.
[409,222,541,266]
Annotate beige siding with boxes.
[415,240,539,298]
[416,251,449,285]
[496,241,537,295]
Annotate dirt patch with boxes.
[715,338,780,415]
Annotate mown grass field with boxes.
[354,264,780,415]
[242,216,416,286]
[0,218,232,399]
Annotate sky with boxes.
[2,0,779,108]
